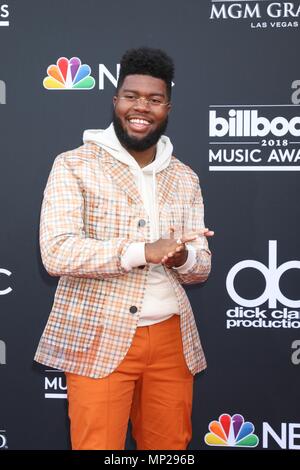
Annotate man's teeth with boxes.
[129,118,150,125]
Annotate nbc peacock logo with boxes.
[205,413,259,448]
[43,57,95,90]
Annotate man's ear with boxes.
[113,96,117,107]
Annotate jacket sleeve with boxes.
[171,176,212,285]
[39,153,132,279]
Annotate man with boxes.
[34,47,214,450]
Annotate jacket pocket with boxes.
[84,193,126,239]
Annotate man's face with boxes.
[113,74,171,152]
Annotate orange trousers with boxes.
[65,314,194,450]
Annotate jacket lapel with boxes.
[100,148,179,209]
[156,161,179,209]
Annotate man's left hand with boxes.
[161,226,214,268]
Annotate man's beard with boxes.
[112,109,168,152]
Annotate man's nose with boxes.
[133,98,151,110]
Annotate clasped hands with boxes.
[145,226,214,269]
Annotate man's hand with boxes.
[161,226,215,269]
[160,227,189,268]
[145,229,198,265]
[145,226,214,267]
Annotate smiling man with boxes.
[34,47,213,450]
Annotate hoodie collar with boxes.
[83,123,173,174]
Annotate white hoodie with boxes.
[83,123,196,327]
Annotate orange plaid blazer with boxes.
[34,142,212,378]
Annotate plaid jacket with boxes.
[34,142,212,378]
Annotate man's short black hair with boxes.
[117,47,174,100]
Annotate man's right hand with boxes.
[145,231,200,264]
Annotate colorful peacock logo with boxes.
[43,57,95,90]
[205,413,259,447]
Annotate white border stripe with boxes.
[209,142,260,144]
[209,166,300,171]
[209,104,300,107]
[45,394,67,399]
[212,0,277,2]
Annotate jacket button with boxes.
[129,306,138,314]
[138,219,146,227]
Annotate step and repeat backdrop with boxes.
[0,0,299,450]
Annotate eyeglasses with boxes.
[117,95,170,107]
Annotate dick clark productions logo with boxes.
[227,240,300,309]
[43,57,95,90]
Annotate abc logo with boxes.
[226,241,300,308]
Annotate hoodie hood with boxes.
[83,122,173,174]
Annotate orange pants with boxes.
[65,314,194,450]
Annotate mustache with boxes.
[112,110,168,152]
